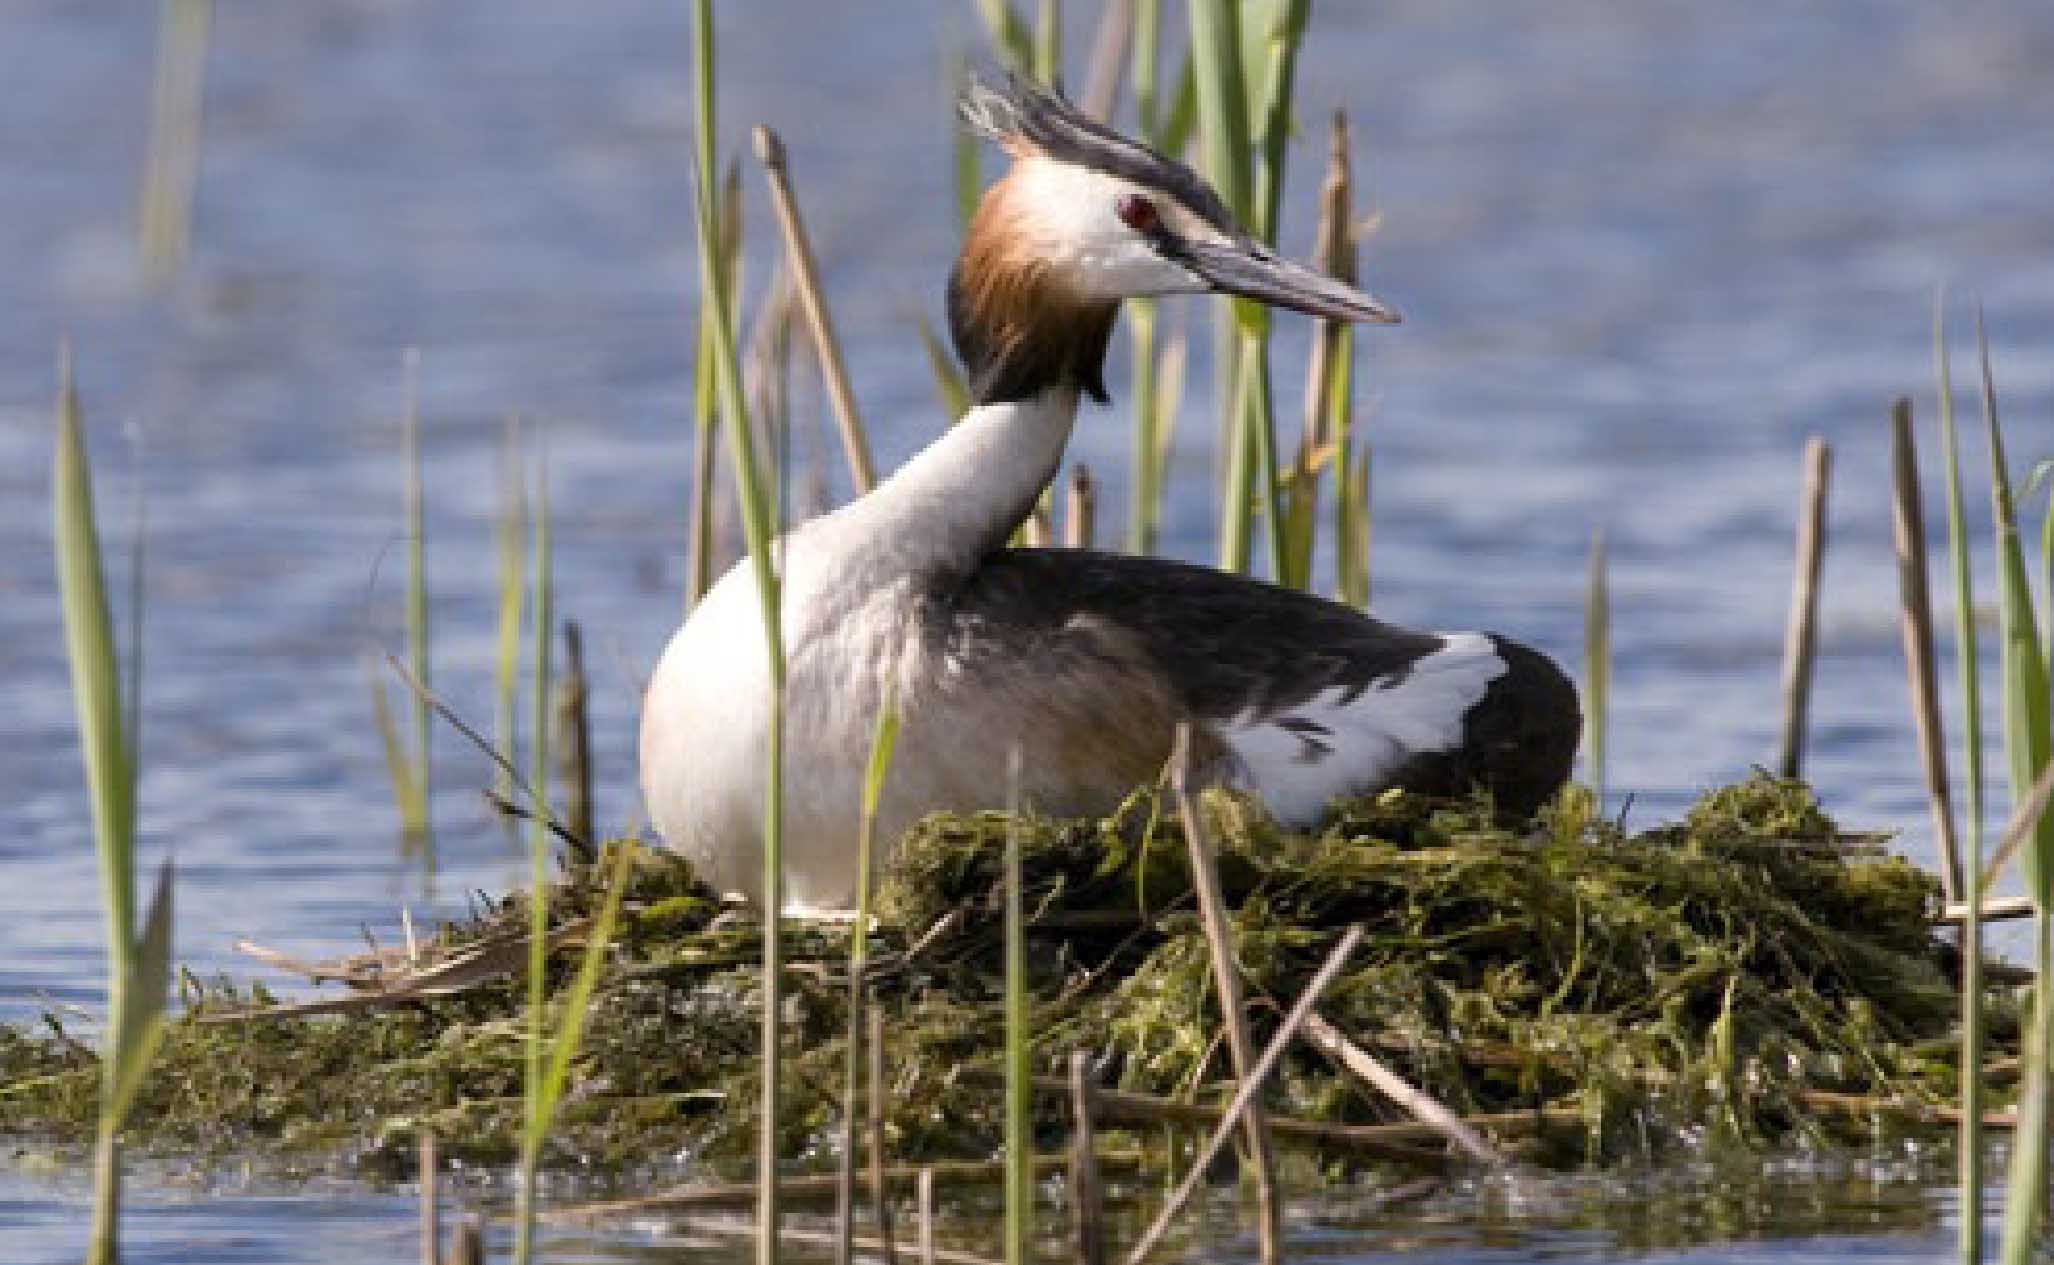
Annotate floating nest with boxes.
[0,775,2017,1181]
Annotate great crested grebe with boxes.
[642,75,1579,909]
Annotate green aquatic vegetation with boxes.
[0,778,2016,1187]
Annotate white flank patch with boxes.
[1220,633,1507,825]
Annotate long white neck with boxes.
[819,386,1080,584]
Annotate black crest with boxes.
[958,73,1240,236]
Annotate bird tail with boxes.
[1394,633,1581,819]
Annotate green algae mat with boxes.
[0,775,2016,1181]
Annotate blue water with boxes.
[4,1,2052,1259]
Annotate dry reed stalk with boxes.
[554,621,595,864]
[1079,0,1135,121]
[1890,398,1962,901]
[918,1167,938,1265]
[753,125,877,494]
[1021,501,1053,547]
[1290,110,1356,593]
[1974,753,2054,905]
[1065,465,1096,548]
[1300,1012,1510,1167]
[419,1128,439,1265]
[1123,924,1366,1265]
[1028,1076,1459,1164]
[140,0,211,281]
[868,1004,900,1265]
[450,1215,484,1265]
[1584,527,1611,808]
[743,269,798,489]
[1167,724,1280,1264]
[1798,1089,2018,1130]
[1776,437,1832,778]
[692,1217,1004,1265]
[548,1153,1146,1221]
[1940,896,2037,924]
[1069,1051,1107,1265]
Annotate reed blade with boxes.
[1972,313,2052,901]
[401,350,433,867]
[56,350,169,1265]
[1976,309,2053,1265]
[54,351,136,970]
[494,417,528,801]
[104,858,174,1134]
[529,842,638,1158]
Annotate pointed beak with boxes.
[1179,238,1401,324]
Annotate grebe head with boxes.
[950,75,1397,405]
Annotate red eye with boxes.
[1115,193,1161,234]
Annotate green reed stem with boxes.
[836,695,902,1265]
[1243,328,1287,582]
[57,351,174,1265]
[1034,0,1061,85]
[1188,0,1257,573]
[517,839,637,1252]
[1975,309,2054,1265]
[1003,747,1029,1265]
[402,351,432,869]
[1124,0,1167,555]
[494,418,528,803]
[514,442,553,1265]
[1935,295,1985,1265]
[1249,0,1308,246]
[1132,0,1162,137]
[685,0,724,608]
[691,7,788,1261]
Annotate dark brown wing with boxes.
[919,549,1579,817]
